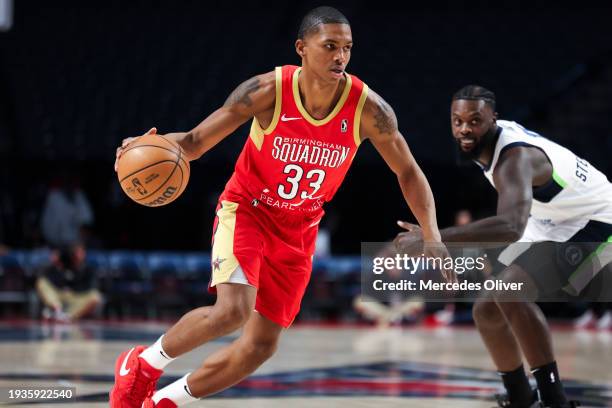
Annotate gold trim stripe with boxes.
[353,84,369,146]
[210,200,241,287]
[249,67,283,150]
[263,67,283,134]
[292,67,352,126]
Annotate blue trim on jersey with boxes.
[533,175,564,203]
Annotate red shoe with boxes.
[109,345,163,407]
[142,397,178,408]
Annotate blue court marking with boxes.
[2,361,611,406]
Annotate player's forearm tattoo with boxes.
[224,77,261,107]
[373,96,398,135]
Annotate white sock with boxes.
[139,335,175,370]
[152,373,199,406]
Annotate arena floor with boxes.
[0,321,610,407]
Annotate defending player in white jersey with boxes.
[396,85,612,408]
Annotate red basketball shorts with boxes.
[209,190,323,328]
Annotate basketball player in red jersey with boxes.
[110,7,451,408]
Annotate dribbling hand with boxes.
[114,127,157,172]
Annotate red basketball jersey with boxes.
[224,65,369,214]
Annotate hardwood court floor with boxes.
[0,321,610,407]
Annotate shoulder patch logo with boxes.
[341,119,348,133]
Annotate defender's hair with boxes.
[452,85,496,110]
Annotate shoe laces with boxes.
[127,367,157,403]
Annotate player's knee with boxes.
[211,302,251,332]
[472,300,503,326]
[242,336,279,362]
[496,300,533,323]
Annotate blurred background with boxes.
[0,0,610,326]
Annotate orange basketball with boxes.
[116,134,190,207]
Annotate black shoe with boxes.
[493,389,539,407]
[538,401,580,408]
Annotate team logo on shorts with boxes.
[564,245,583,266]
[341,119,348,133]
[212,256,226,271]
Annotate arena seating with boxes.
[0,250,361,319]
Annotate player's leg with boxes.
[137,282,256,369]
[109,283,257,408]
[189,311,281,396]
[472,300,522,370]
[493,263,569,406]
[157,199,262,357]
[110,199,263,408]
[161,282,256,356]
[472,299,535,407]
[493,264,555,367]
[148,311,282,406]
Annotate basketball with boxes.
[116,134,190,207]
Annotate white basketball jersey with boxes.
[480,120,612,242]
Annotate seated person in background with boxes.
[36,243,102,322]
[353,241,423,327]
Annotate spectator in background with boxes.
[454,209,473,227]
[574,302,612,331]
[314,211,339,259]
[353,242,424,327]
[41,173,94,248]
[35,243,102,322]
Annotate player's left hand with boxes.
[395,221,457,284]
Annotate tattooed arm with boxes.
[360,89,441,242]
[164,71,276,160]
[115,71,276,166]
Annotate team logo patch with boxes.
[212,256,226,271]
[564,245,584,266]
[341,119,348,133]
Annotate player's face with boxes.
[296,23,353,83]
[450,99,497,157]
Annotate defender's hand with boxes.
[394,221,423,257]
[395,220,457,284]
[423,241,457,284]
[114,127,157,172]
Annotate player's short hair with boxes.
[452,85,496,110]
[298,6,350,39]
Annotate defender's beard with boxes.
[456,126,496,164]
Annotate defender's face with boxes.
[296,23,353,83]
[450,99,496,153]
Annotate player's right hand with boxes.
[114,127,157,172]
